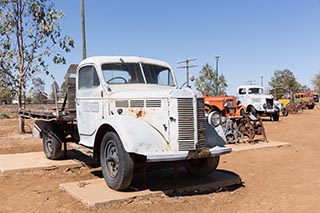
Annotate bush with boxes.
[0,114,10,119]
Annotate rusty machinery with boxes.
[222,113,267,144]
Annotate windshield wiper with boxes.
[119,58,133,73]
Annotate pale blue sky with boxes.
[44,0,320,95]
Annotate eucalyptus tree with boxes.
[312,72,320,94]
[0,0,74,132]
[195,63,227,96]
[269,69,301,99]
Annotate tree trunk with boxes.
[19,115,25,133]
[18,77,25,133]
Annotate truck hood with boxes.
[107,84,202,99]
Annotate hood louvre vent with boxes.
[130,100,144,108]
[115,100,129,107]
[146,100,161,108]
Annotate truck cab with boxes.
[236,85,280,121]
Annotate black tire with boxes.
[248,106,257,116]
[282,108,289,116]
[273,112,280,121]
[184,156,220,176]
[307,104,315,109]
[240,109,246,117]
[42,131,62,160]
[100,131,134,190]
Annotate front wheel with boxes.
[184,156,220,176]
[100,132,134,191]
[247,106,257,117]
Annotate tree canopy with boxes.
[29,77,47,103]
[195,63,227,96]
[269,69,301,99]
[312,72,320,94]
[0,0,74,131]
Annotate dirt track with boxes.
[1,106,320,212]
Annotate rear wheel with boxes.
[282,108,289,116]
[42,131,62,160]
[184,156,220,176]
[307,104,315,109]
[100,132,134,190]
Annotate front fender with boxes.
[103,115,169,155]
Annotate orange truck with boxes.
[203,94,245,117]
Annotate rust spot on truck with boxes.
[136,110,144,118]
[129,109,145,118]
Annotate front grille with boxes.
[266,98,274,109]
[227,108,236,114]
[226,100,235,107]
[178,98,195,151]
[197,98,206,149]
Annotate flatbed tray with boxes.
[19,109,76,122]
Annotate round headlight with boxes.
[208,111,221,127]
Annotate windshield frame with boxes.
[101,61,176,87]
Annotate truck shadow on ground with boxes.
[91,163,243,197]
[64,149,243,197]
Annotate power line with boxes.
[177,58,197,88]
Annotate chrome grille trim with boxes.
[146,100,161,108]
[178,98,195,151]
[197,98,206,149]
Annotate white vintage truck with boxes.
[236,85,280,121]
[21,56,231,190]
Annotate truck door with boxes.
[76,65,103,142]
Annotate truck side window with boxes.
[78,66,100,89]
[239,88,246,95]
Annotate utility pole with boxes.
[80,0,87,60]
[215,55,220,94]
[177,58,197,88]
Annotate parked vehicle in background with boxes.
[294,92,315,109]
[203,93,267,144]
[236,85,280,121]
[274,100,287,116]
[204,94,246,117]
[20,56,231,191]
[313,94,319,103]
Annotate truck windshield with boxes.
[102,62,175,86]
[248,88,263,94]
